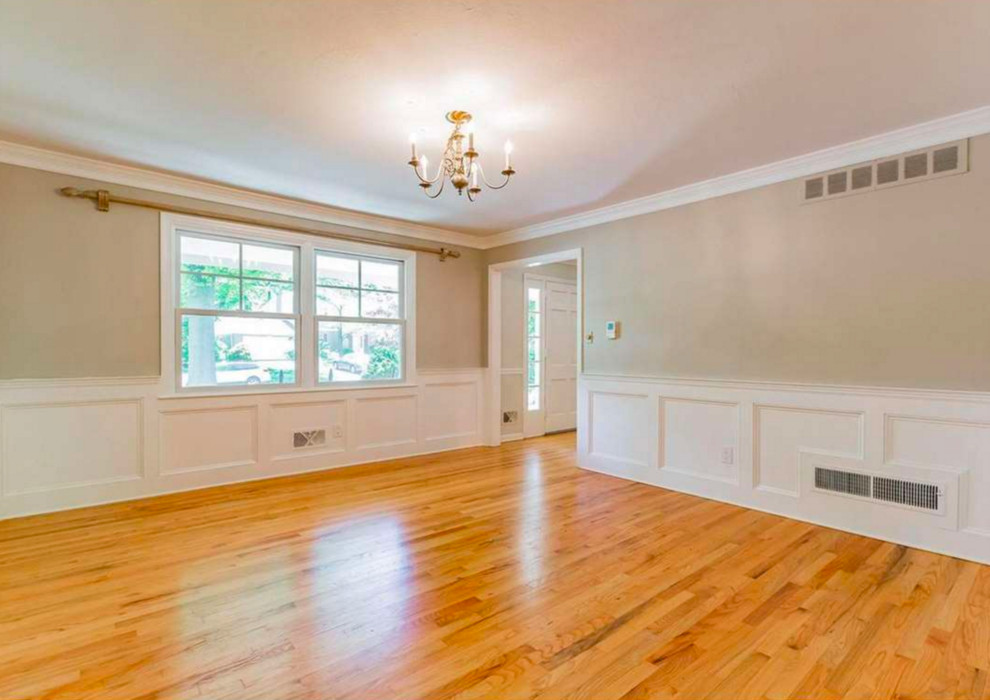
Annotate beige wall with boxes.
[0,163,486,379]
[487,134,990,392]
[7,133,990,390]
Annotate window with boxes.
[177,233,298,389]
[315,252,404,383]
[526,286,542,410]
[164,215,414,393]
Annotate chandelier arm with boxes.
[476,162,513,190]
[423,176,446,199]
[414,155,447,185]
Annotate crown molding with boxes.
[0,139,482,249]
[480,104,990,249]
[5,104,990,252]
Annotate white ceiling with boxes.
[2,1,989,237]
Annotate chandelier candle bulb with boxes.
[420,155,429,180]
[409,134,417,160]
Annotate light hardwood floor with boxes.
[1,433,988,699]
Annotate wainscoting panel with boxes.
[354,393,418,451]
[578,375,990,564]
[269,399,347,461]
[1,399,143,495]
[159,405,259,476]
[885,414,990,536]
[754,405,863,497]
[587,390,651,469]
[0,369,485,519]
[660,397,739,484]
[421,379,480,443]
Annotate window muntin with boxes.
[315,252,405,384]
[177,232,299,389]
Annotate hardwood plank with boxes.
[0,433,986,700]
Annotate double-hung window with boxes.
[165,215,412,393]
[315,252,405,384]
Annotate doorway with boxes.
[523,274,578,437]
[486,249,582,445]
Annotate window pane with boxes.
[528,338,541,363]
[181,315,296,388]
[242,279,294,313]
[362,260,400,292]
[527,313,539,336]
[527,288,541,312]
[528,361,541,385]
[361,290,400,319]
[528,387,540,410]
[180,273,240,310]
[316,253,359,288]
[318,321,402,383]
[316,287,359,317]
[180,235,239,276]
[243,243,294,281]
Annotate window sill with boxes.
[158,381,418,401]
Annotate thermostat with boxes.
[605,321,619,339]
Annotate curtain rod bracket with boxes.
[60,187,111,212]
[58,186,460,260]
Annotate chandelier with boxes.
[408,111,515,201]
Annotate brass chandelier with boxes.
[408,111,515,201]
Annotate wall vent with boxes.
[874,476,940,512]
[812,465,943,514]
[814,466,871,498]
[293,429,326,448]
[802,139,968,204]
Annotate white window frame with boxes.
[160,213,417,396]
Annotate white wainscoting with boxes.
[0,369,485,519]
[579,374,990,565]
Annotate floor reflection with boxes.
[308,514,412,655]
[517,455,546,587]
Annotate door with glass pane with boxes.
[523,276,546,438]
[545,280,578,432]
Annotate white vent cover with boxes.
[812,464,944,515]
[802,139,968,203]
[293,429,326,448]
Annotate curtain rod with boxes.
[58,187,461,261]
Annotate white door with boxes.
[545,281,578,432]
